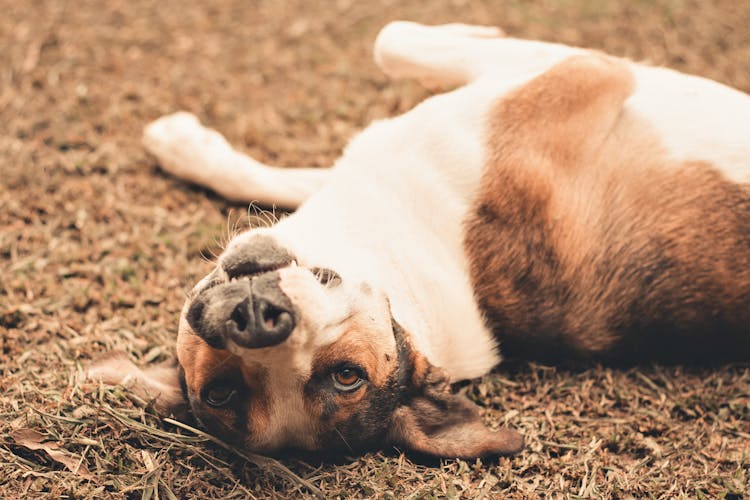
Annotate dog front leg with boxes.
[143,112,330,209]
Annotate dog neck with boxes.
[268,149,501,381]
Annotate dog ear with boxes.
[388,364,524,459]
[86,353,189,418]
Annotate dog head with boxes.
[91,231,523,459]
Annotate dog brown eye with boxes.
[204,384,237,407]
[332,368,365,392]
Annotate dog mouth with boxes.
[192,262,341,296]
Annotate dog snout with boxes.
[187,271,296,349]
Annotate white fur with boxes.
[144,22,750,381]
[143,112,329,208]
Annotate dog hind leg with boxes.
[143,112,329,209]
[374,21,586,88]
[374,21,502,88]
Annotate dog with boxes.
[88,21,750,459]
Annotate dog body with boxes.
[100,22,750,458]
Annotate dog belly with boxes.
[465,166,750,362]
[464,140,750,363]
[627,65,750,185]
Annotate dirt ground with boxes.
[1,0,749,498]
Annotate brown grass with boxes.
[1,0,749,497]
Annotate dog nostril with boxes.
[258,301,291,332]
[230,298,250,332]
[261,303,278,329]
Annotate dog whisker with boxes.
[333,427,354,453]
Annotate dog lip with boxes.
[221,235,295,280]
[189,264,282,301]
[227,264,287,281]
[187,267,225,300]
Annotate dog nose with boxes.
[187,271,296,349]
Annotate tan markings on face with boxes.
[178,262,401,452]
[406,341,430,386]
[305,320,398,425]
[465,53,750,361]
[490,52,635,170]
[313,320,397,386]
[177,319,271,437]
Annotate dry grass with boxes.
[1,0,749,497]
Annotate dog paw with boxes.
[142,111,234,184]
[85,352,187,415]
[144,111,200,149]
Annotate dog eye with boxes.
[311,267,342,287]
[331,367,365,392]
[203,383,237,407]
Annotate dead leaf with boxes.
[11,428,93,478]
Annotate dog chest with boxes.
[462,60,750,362]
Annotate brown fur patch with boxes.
[312,321,398,387]
[408,349,431,387]
[390,405,524,458]
[177,327,271,437]
[465,55,750,362]
[491,53,635,170]
[309,321,398,424]
[388,362,524,458]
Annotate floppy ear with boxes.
[86,353,189,418]
[388,364,524,459]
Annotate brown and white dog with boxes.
[90,21,750,459]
